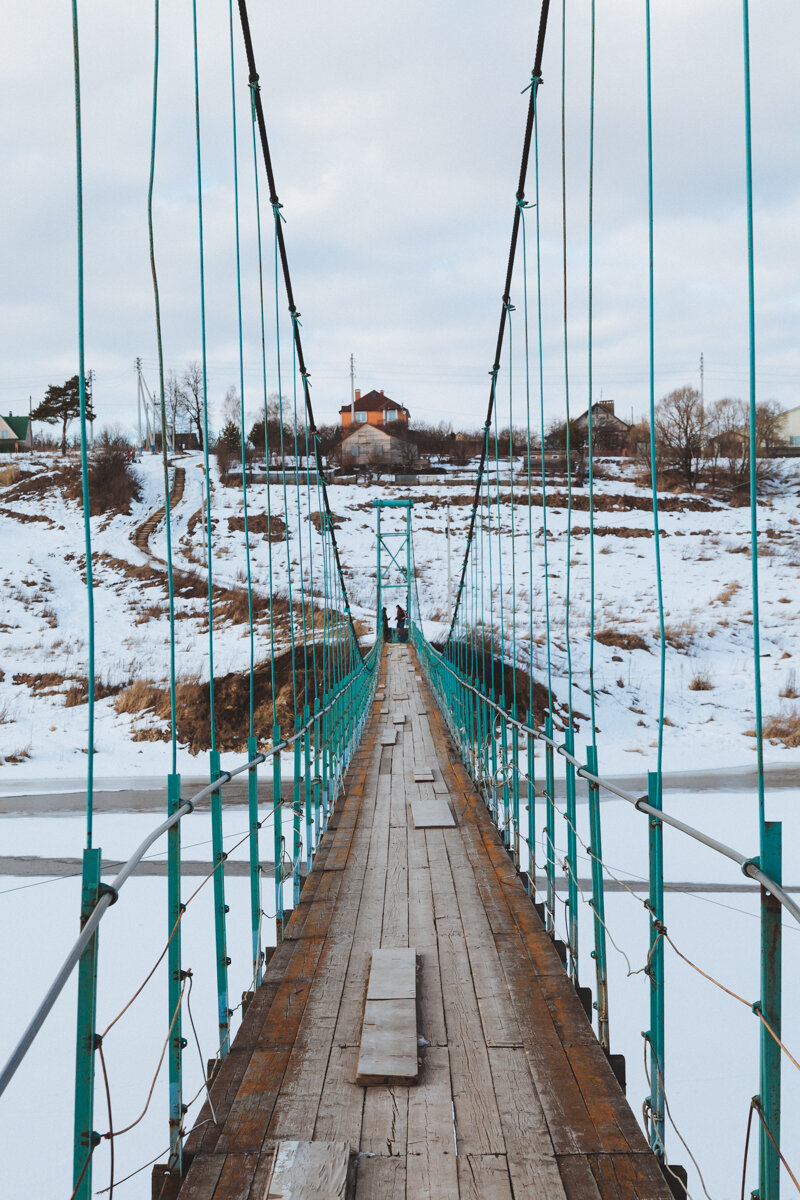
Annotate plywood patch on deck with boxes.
[262,1139,351,1198]
[411,799,455,828]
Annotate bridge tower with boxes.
[372,498,413,634]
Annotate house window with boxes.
[351,445,359,457]
[356,411,367,423]
[0,430,8,439]
[384,410,397,422]
[374,446,383,456]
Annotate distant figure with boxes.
[382,606,391,643]
[396,604,407,643]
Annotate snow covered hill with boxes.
[1,450,799,783]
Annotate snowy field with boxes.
[1,451,799,1196]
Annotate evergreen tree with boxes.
[31,374,95,455]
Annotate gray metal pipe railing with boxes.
[0,655,377,1100]
[418,636,800,926]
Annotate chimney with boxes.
[355,389,361,402]
[380,390,384,397]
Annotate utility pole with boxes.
[700,352,704,403]
[28,395,32,451]
[135,358,143,448]
[349,353,356,429]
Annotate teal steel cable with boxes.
[227,0,255,737]
[741,0,765,840]
[191,0,216,752]
[586,0,597,738]
[273,215,298,713]
[248,82,278,708]
[506,302,519,708]
[534,80,553,717]
[290,319,310,698]
[148,0,177,776]
[519,196,535,728]
[491,379,507,704]
[71,0,95,847]
[560,0,574,726]
[644,0,666,779]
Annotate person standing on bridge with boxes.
[382,606,391,643]
[396,604,407,643]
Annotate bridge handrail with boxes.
[415,632,800,926]
[0,650,378,1101]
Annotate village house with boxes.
[777,403,800,447]
[339,388,414,470]
[0,412,32,453]
[573,399,631,455]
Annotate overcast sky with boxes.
[1,1,798,439]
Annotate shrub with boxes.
[689,672,713,691]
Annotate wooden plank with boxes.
[356,998,418,1085]
[487,1046,567,1199]
[262,1139,351,1199]
[367,947,416,999]
[426,829,506,1158]
[405,1046,459,1197]
[354,1154,406,1198]
[392,713,406,725]
[410,798,455,828]
[380,731,397,747]
[457,1153,514,1199]
[412,767,434,783]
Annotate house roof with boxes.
[341,423,402,443]
[2,413,29,439]
[338,389,408,415]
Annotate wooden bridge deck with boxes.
[170,644,671,1199]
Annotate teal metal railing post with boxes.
[646,769,665,1158]
[246,740,262,988]
[209,750,230,1058]
[585,745,609,1049]
[758,820,782,1200]
[564,725,578,978]
[321,693,330,830]
[303,703,312,873]
[292,713,302,907]
[273,725,284,936]
[72,847,102,1200]
[313,696,322,845]
[511,701,520,867]
[545,717,556,934]
[500,708,511,850]
[167,772,184,1170]
[526,728,535,894]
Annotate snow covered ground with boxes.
[1,451,798,1196]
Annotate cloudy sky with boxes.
[1,1,798,439]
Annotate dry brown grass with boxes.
[780,670,798,700]
[0,465,21,488]
[663,620,698,651]
[716,581,741,606]
[227,513,286,540]
[594,627,649,652]
[749,710,800,749]
[689,672,713,691]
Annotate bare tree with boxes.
[654,385,707,489]
[755,400,787,452]
[177,361,204,450]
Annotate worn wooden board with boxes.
[411,767,434,783]
[262,1139,351,1199]
[380,730,397,747]
[356,998,418,1085]
[410,798,455,828]
[392,713,406,725]
[366,947,416,1000]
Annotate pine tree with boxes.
[31,375,96,455]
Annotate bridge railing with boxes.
[0,640,379,1193]
[411,619,794,1195]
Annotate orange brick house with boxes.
[339,389,409,431]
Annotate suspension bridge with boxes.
[0,0,797,1198]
